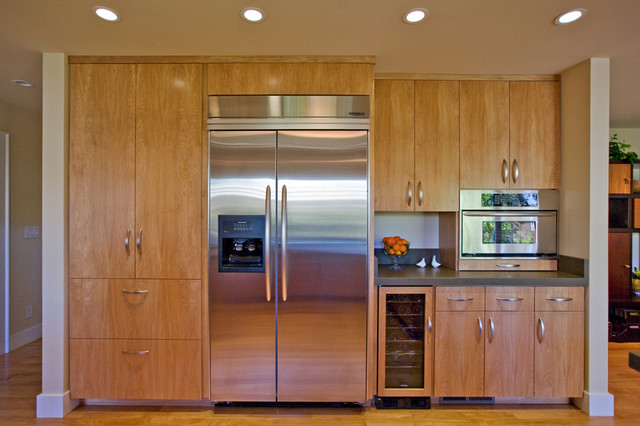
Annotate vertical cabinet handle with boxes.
[537,317,545,343]
[512,159,519,184]
[477,317,483,343]
[136,228,143,252]
[417,181,423,207]
[125,228,131,254]
[407,181,412,207]
[281,185,288,302]
[502,159,509,184]
[264,185,272,302]
[488,316,495,343]
[427,316,433,344]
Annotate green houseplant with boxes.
[632,268,640,295]
[610,133,638,163]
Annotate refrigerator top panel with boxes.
[208,95,369,130]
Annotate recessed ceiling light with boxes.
[403,8,428,24]
[93,6,120,22]
[12,79,34,88]
[242,7,264,23]
[554,8,586,25]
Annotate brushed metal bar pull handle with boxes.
[136,228,142,252]
[427,316,433,344]
[546,297,573,302]
[418,181,423,207]
[407,181,412,206]
[502,159,509,184]
[121,290,149,294]
[264,185,272,302]
[125,228,131,253]
[512,159,519,184]
[447,297,474,302]
[478,317,483,343]
[281,185,288,302]
[122,350,149,355]
[462,212,556,218]
[488,316,495,344]
[496,297,524,302]
[496,264,520,268]
[537,317,545,343]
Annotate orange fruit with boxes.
[388,249,395,255]
[387,237,397,246]
[392,244,400,251]
[399,245,407,253]
[400,239,408,245]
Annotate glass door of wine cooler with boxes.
[377,287,433,397]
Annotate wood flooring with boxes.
[2,340,640,425]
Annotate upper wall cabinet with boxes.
[460,81,559,189]
[374,80,459,212]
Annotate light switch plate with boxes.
[24,226,39,239]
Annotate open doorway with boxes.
[0,131,8,355]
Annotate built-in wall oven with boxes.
[460,190,558,261]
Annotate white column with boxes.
[36,53,78,418]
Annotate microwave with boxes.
[459,190,558,259]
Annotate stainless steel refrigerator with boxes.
[208,96,369,403]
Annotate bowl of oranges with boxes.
[382,236,409,270]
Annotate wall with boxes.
[373,212,439,248]
[0,99,43,351]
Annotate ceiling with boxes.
[1,0,639,127]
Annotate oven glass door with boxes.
[461,211,557,257]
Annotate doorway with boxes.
[0,131,8,355]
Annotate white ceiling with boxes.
[1,0,639,127]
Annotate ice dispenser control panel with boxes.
[218,215,265,273]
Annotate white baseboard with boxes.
[573,391,615,416]
[9,323,41,351]
[36,391,79,418]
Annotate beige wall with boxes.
[0,99,43,346]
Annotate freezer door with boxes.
[209,130,277,401]
[276,130,368,402]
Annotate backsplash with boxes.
[373,212,439,248]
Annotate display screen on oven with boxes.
[480,193,538,207]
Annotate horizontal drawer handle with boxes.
[447,297,474,302]
[121,290,150,294]
[121,350,150,355]
[496,264,520,268]
[546,297,573,302]
[496,297,524,302]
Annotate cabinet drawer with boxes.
[70,279,201,339]
[535,287,584,312]
[436,287,485,311]
[70,338,201,400]
[485,286,534,311]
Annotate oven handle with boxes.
[462,211,556,218]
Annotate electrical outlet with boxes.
[24,226,40,239]
[25,305,33,319]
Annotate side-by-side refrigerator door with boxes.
[276,130,368,402]
[209,130,277,401]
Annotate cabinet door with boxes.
[484,311,534,397]
[69,64,136,278]
[415,81,459,211]
[534,311,584,397]
[609,233,632,298]
[509,82,560,189]
[434,311,484,396]
[374,80,415,211]
[135,64,202,279]
[460,81,510,189]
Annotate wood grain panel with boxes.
[207,63,374,95]
[634,198,640,228]
[69,279,201,339]
[609,233,632,298]
[435,286,485,311]
[485,286,534,311]
[484,311,534,397]
[70,339,201,400]
[534,312,584,398]
[69,55,376,64]
[135,64,202,279]
[534,287,585,312]
[460,81,510,189]
[609,163,632,194]
[438,212,459,270]
[69,64,136,279]
[457,259,557,271]
[375,73,560,81]
[373,80,415,211]
[433,311,484,396]
[509,82,560,189]
[414,81,459,211]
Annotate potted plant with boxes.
[632,267,640,296]
[610,133,638,163]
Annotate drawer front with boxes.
[70,338,202,400]
[485,286,534,311]
[535,287,584,312]
[435,287,485,311]
[70,279,201,339]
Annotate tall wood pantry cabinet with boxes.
[69,63,203,399]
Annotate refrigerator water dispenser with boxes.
[218,215,265,272]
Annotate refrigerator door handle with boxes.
[265,185,272,302]
[281,184,288,302]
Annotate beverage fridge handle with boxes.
[264,185,272,302]
[281,185,288,302]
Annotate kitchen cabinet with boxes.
[69,63,203,399]
[377,287,433,397]
[460,81,559,189]
[374,80,459,211]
